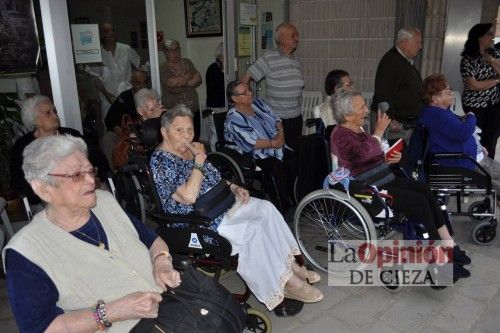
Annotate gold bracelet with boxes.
[154,250,172,262]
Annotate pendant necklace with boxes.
[74,214,106,249]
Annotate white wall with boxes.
[154,0,223,106]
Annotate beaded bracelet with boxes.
[154,250,172,263]
[91,299,112,330]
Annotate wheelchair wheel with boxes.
[113,170,146,223]
[471,220,497,245]
[294,189,377,275]
[207,151,245,186]
[379,266,405,294]
[244,308,272,333]
[468,200,493,223]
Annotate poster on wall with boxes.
[240,2,257,26]
[0,0,40,75]
[71,24,102,64]
[261,12,273,50]
[238,27,251,57]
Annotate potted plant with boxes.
[0,93,26,209]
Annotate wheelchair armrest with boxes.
[202,108,213,118]
[430,152,492,193]
[153,212,212,226]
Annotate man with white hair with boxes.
[371,27,424,141]
[242,23,304,153]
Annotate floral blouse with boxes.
[150,149,223,230]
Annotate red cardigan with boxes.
[330,125,385,176]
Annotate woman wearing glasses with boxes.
[160,39,202,140]
[224,80,295,214]
[4,135,181,332]
[460,23,500,158]
[9,95,109,209]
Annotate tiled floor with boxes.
[1,143,499,332]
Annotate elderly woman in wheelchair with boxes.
[223,80,295,213]
[329,88,472,281]
[149,104,324,310]
[418,73,500,197]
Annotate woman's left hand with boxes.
[386,151,402,164]
[153,259,181,291]
[231,184,250,204]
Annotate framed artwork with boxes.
[184,0,222,38]
[0,0,39,75]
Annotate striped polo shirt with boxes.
[248,49,304,119]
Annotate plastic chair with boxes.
[301,91,323,135]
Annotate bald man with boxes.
[242,23,304,153]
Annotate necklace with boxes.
[74,214,106,249]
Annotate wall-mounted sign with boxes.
[238,27,251,57]
[71,24,102,64]
[240,3,257,26]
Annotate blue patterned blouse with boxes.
[150,149,224,230]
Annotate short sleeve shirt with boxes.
[248,49,304,119]
[460,48,500,108]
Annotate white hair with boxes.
[21,95,52,131]
[134,88,159,110]
[331,88,363,124]
[22,135,88,185]
[396,27,420,44]
[164,39,180,51]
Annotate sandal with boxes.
[295,265,321,284]
[284,283,324,303]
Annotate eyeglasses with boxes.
[166,48,180,53]
[48,167,98,182]
[175,128,194,135]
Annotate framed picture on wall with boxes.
[184,0,222,38]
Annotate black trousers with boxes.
[464,103,500,159]
[255,151,296,213]
[280,115,302,193]
[383,177,445,240]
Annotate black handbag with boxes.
[355,163,395,187]
[130,267,246,333]
[193,181,236,220]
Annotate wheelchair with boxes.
[110,118,317,330]
[404,125,498,245]
[293,121,462,292]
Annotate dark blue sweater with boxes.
[418,105,477,170]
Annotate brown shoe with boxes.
[284,283,324,303]
[295,266,321,284]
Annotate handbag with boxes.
[112,114,134,169]
[130,267,246,333]
[193,181,236,220]
[355,163,395,187]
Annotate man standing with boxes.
[87,22,141,119]
[372,27,424,140]
[242,23,304,152]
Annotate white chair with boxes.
[451,90,465,116]
[301,91,323,135]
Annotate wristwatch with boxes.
[193,162,204,174]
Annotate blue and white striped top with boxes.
[224,98,284,160]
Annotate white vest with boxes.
[3,190,161,332]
